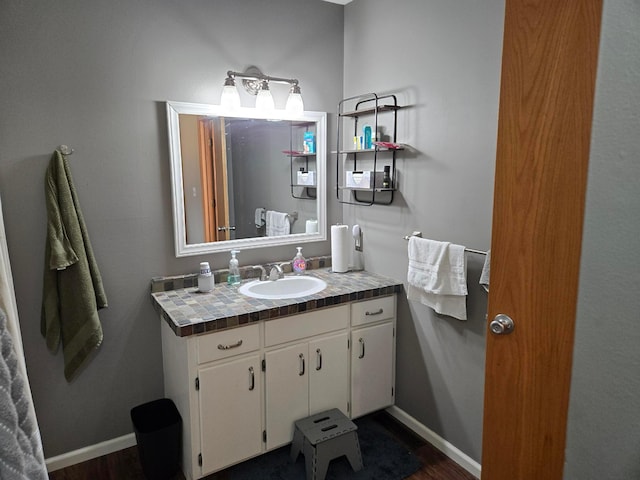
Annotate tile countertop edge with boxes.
[151,269,403,337]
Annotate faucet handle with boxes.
[269,264,284,281]
[250,265,268,281]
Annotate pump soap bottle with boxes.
[227,250,241,285]
[198,262,214,293]
[292,247,307,275]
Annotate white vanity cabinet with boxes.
[263,305,349,449]
[160,294,396,480]
[350,296,396,418]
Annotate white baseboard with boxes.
[385,405,482,479]
[45,433,137,472]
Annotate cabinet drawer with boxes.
[197,324,260,364]
[264,305,349,347]
[351,296,395,327]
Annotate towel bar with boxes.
[403,231,487,256]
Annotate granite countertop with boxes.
[151,268,403,337]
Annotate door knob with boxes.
[490,314,515,335]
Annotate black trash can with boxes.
[131,398,182,480]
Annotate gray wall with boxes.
[0,0,344,457]
[564,1,640,478]
[343,0,505,462]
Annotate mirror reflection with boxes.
[167,102,327,257]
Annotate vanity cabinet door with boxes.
[308,332,349,416]
[265,333,350,450]
[350,321,395,418]
[198,354,262,476]
[264,343,310,450]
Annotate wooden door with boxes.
[198,118,231,242]
[481,1,602,479]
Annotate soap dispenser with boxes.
[227,250,241,285]
[292,247,306,275]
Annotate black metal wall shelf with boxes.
[336,93,405,206]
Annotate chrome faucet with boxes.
[250,265,268,281]
[268,262,289,281]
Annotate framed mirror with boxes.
[166,101,327,257]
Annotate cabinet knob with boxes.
[358,338,365,359]
[316,348,322,371]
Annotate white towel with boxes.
[255,207,266,228]
[266,210,290,237]
[479,249,491,292]
[407,237,468,320]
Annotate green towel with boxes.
[41,151,108,381]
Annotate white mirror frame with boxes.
[166,101,327,257]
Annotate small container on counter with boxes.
[198,262,214,293]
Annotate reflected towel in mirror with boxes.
[255,207,266,228]
[266,210,290,237]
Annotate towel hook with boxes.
[57,145,74,155]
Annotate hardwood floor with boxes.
[48,412,477,480]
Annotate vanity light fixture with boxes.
[285,83,304,116]
[255,80,275,112]
[220,76,241,110]
[221,66,304,114]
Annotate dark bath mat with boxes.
[227,415,422,480]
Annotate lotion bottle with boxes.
[227,250,241,285]
[198,262,214,292]
[292,247,307,275]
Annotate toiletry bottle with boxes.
[303,131,315,154]
[382,165,391,189]
[227,250,241,285]
[292,247,306,275]
[198,261,214,292]
[363,125,372,149]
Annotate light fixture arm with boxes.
[226,66,300,97]
[226,70,299,88]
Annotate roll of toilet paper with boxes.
[305,219,318,234]
[331,224,350,273]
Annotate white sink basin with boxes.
[238,275,327,299]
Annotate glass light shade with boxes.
[285,91,304,115]
[255,82,275,112]
[220,84,241,110]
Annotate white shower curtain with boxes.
[0,191,48,479]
